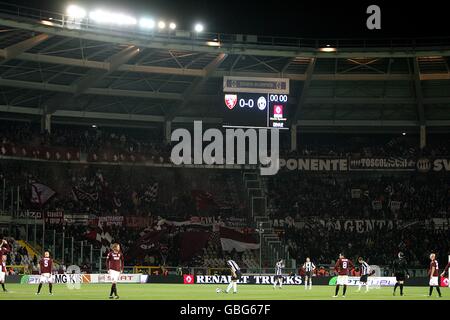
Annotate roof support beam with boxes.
[0,33,50,63]
[2,50,448,81]
[74,45,140,95]
[3,17,450,58]
[293,58,316,121]
[412,57,426,125]
[166,52,227,120]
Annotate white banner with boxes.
[332,276,398,287]
[220,238,260,252]
[24,274,143,284]
[196,275,302,285]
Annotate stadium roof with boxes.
[0,3,449,132]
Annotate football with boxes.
[216,288,222,293]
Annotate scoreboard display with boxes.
[222,76,290,129]
[222,92,289,129]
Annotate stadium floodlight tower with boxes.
[256,222,264,274]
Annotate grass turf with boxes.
[1,284,449,300]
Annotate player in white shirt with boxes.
[357,257,374,292]
[225,260,241,294]
[273,259,285,289]
[302,257,316,290]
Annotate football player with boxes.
[428,253,442,297]
[225,259,241,294]
[333,253,353,298]
[0,239,10,292]
[106,243,124,299]
[274,259,285,289]
[36,251,54,295]
[357,257,374,292]
[302,257,316,290]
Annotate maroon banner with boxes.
[44,211,64,224]
[179,231,211,262]
[125,216,152,228]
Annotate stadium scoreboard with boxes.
[222,76,290,130]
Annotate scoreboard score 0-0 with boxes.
[222,76,290,130]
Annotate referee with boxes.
[391,252,410,296]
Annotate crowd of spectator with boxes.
[0,121,170,157]
[279,219,450,269]
[266,173,450,220]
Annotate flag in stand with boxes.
[30,183,55,206]
[143,182,159,203]
[72,187,98,202]
[219,226,259,252]
[191,190,216,211]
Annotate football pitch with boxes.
[1,284,449,300]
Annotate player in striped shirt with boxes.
[302,257,316,290]
[225,259,241,294]
[357,257,374,292]
[273,259,285,289]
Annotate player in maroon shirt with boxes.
[0,239,10,292]
[440,261,450,279]
[428,253,442,297]
[106,243,124,299]
[36,251,54,295]
[333,253,354,298]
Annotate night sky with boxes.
[4,0,450,38]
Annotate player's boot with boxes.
[332,295,338,298]
[115,296,120,299]
[109,296,114,299]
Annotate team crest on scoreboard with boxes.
[224,94,238,110]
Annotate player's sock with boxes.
[309,279,312,289]
[49,283,53,294]
[226,282,233,293]
[1,283,5,291]
[233,282,237,293]
[358,283,362,291]
[37,283,42,294]
[365,283,369,292]
[305,280,308,289]
[436,286,441,297]
[393,283,398,293]
[335,285,340,296]
[429,286,433,296]
[114,283,118,296]
[400,284,404,295]
[343,285,347,296]
[279,280,282,288]
[110,284,115,296]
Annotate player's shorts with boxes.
[108,269,121,283]
[305,271,312,278]
[0,271,5,282]
[395,273,405,282]
[275,274,283,280]
[360,274,368,283]
[231,270,242,281]
[39,273,53,283]
[337,275,349,285]
[429,276,439,286]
